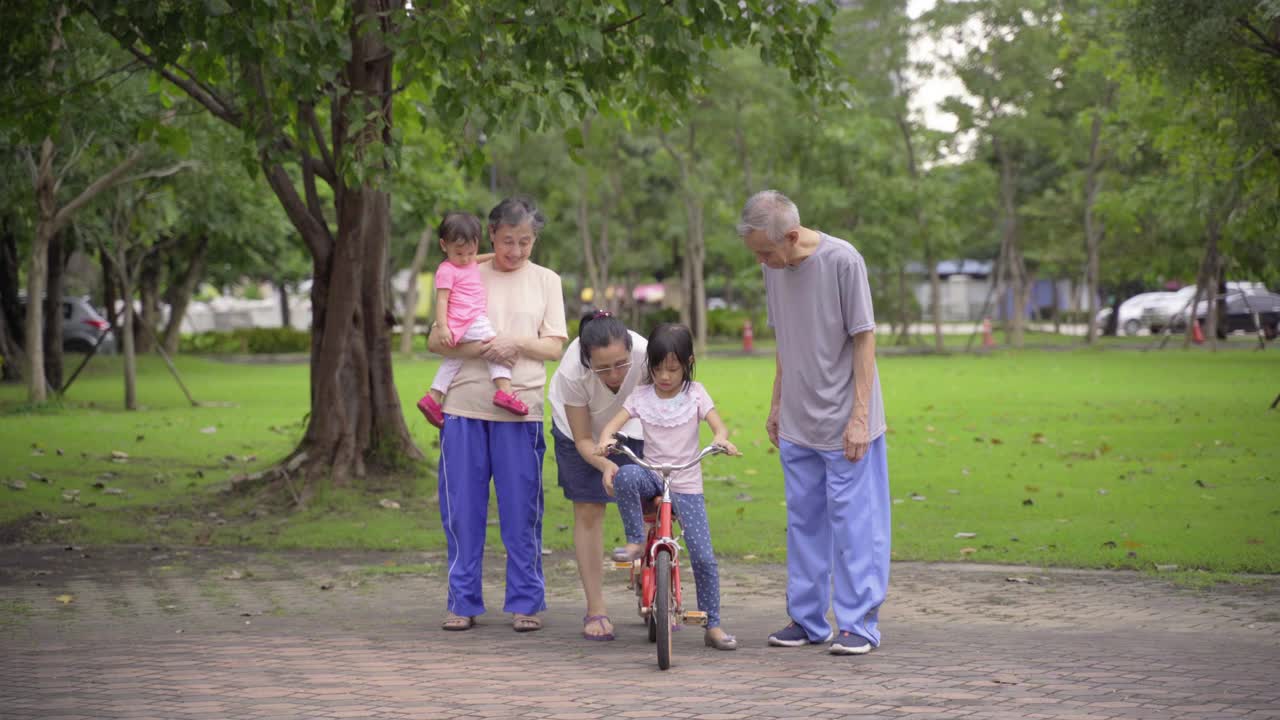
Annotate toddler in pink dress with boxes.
[417,212,529,428]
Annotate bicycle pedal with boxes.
[680,611,708,626]
[611,560,635,570]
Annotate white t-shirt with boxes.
[548,331,647,441]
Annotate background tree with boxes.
[87,0,836,497]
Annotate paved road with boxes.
[2,546,1278,719]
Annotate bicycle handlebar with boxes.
[608,434,724,474]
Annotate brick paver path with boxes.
[2,546,1278,719]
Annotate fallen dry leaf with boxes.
[110,450,129,460]
[378,498,401,510]
[55,594,74,605]
[959,547,977,555]
[954,532,977,539]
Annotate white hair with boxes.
[736,190,801,243]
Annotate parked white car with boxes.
[1096,291,1175,336]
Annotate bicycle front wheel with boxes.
[655,551,673,670]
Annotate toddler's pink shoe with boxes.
[417,394,444,429]
[492,389,529,416]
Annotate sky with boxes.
[905,0,967,134]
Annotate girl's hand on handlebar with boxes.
[713,439,741,456]
[594,440,616,457]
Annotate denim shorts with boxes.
[551,424,644,504]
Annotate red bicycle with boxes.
[610,439,724,670]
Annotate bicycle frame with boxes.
[610,441,723,624]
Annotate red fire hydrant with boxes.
[743,318,754,353]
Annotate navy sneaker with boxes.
[829,630,873,655]
[768,621,833,647]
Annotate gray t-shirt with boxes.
[764,232,887,451]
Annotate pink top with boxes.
[622,382,714,494]
[435,260,487,345]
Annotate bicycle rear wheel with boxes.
[655,551,673,670]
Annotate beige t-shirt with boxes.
[441,261,567,422]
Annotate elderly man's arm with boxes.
[766,347,782,447]
[844,329,875,462]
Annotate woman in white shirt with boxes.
[547,310,648,642]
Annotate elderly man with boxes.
[737,190,890,656]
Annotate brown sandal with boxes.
[512,613,542,632]
[441,613,475,631]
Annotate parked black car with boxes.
[1173,289,1280,340]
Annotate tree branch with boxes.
[21,147,38,186]
[301,102,335,178]
[298,108,328,224]
[54,131,95,195]
[1236,18,1280,58]
[262,162,333,260]
[119,159,199,184]
[123,44,242,126]
[603,0,675,34]
[50,149,145,235]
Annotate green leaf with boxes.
[563,125,584,150]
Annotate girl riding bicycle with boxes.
[596,323,740,651]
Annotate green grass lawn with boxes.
[2,346,1278,574]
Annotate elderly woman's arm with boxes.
[566,404,615,474]
[427,323,488,358]
[481,334,565,365]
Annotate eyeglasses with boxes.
[591,360,632,376]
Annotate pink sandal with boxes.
[492,390,529,416]
[417,394,444,428]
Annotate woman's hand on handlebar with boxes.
[594,439,616,458]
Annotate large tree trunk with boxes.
[102,243,140,410]
[102,249,119,341]
[161,234,209,355]
[278,281,292,328]
[26,138,58,403]
[688,197,707,354]
[42,227,67,391]
[0,219,23,380]
[895,263,911,346]
[119,276,138,410]
[995,137,1027,348]
[1,216,27,382]
[136,250,162,354]
[1083,108,1105,345]
[926,241,943,352]
[255,0,422,495]
[577,173,604,302]
[895,110,942,351]
[398,228,430,356]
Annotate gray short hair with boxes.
[736,190,801,243]
[488,196,546,235]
